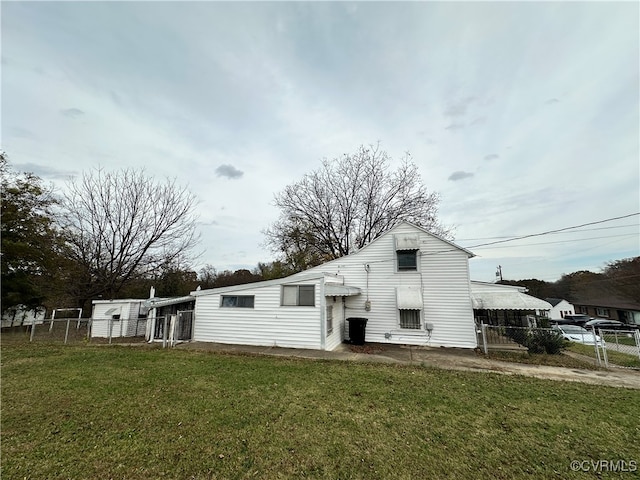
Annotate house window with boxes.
[282,285,315,306]
[596,308,609,317]
[399,310,421,329]
[397,250,418,271]
[578,306,588,314]
[221,295,255,308]
[326,305,333,334]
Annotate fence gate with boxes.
[175,310,194,342]
[594,328,640,368]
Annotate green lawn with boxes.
[2,343,639,479]
[567,343,640,369]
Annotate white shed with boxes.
[90,299,148,338]
[192,221,478,350]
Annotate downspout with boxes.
[320,279,326,351]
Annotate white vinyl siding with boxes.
[91,301,145,338]
[300,223,477,348]
[194,280,322,350]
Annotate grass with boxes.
[2,342,640,479]
[486,350,598,370]
[566,343,640,369]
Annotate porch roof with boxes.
[471,290,552,311]
[144,295,195,309]
[324,285,361,297]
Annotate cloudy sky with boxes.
[2,1,638,283]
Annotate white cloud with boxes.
[2,1,638,280]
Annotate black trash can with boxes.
[347,317,368,345]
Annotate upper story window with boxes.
[221,295,255,308]
[282,285,315,306]
[397,250,418,271]
[395,234,419,272]
[596,307,610,317]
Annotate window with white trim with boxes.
[281,285,315,306]
[221,295,255,308]
[326,305,333,334]
[596,307,610,317]
[399,310,421,329]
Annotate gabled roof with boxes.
[298,221,475,276]
[545,298,568,307]
[191,272,330,297]
[571,298,640,311]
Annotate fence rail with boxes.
[1,313,194,348]
[478,323,640,369]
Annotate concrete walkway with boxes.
[176,341,640,390]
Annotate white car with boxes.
[553,324,605,346]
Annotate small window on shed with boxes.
[282,285,315,306]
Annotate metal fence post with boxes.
[162,314,168,348]
[635,330,640,360]
[30,317,36,342]
[481,323,488,355]
[592,326,602,367]
[64,318,71,344]
[108,317,112,345]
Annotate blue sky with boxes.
[2,1,639,282]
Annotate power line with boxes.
[472,233,638,250]
[464,213,640,249]
[456,223,639,242]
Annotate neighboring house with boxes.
[1,305,45,328]
[544,298,575,320]
[470,282,552,327]
[90,299,149,338]
[191,221,478,350]
[572,299,640,326]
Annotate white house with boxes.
[1,305,45,328]
[191,222,478,350]
[544,298,575,320]
[90,299,148,338]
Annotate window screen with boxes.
[399,310,421,329]
[397,250,418,271]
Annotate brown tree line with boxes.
[498,257,640,304]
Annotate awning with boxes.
[396,286,423,310]
[324,285,361,297]
[395,234,420,251]
[471,291,552,310]
[104,307,121,316]
[145,296,195,309]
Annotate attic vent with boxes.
[395,234,419,251]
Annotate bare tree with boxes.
[265,144,450,270]
[60,167,200,305]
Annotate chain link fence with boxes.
[1,312,194,348]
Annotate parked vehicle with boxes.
[584,319,638,331]
[554,314,591,326]
[552,324,605,346]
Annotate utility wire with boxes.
[472,233,638,250]
[465,213,640,249]
[456,223,639,242]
